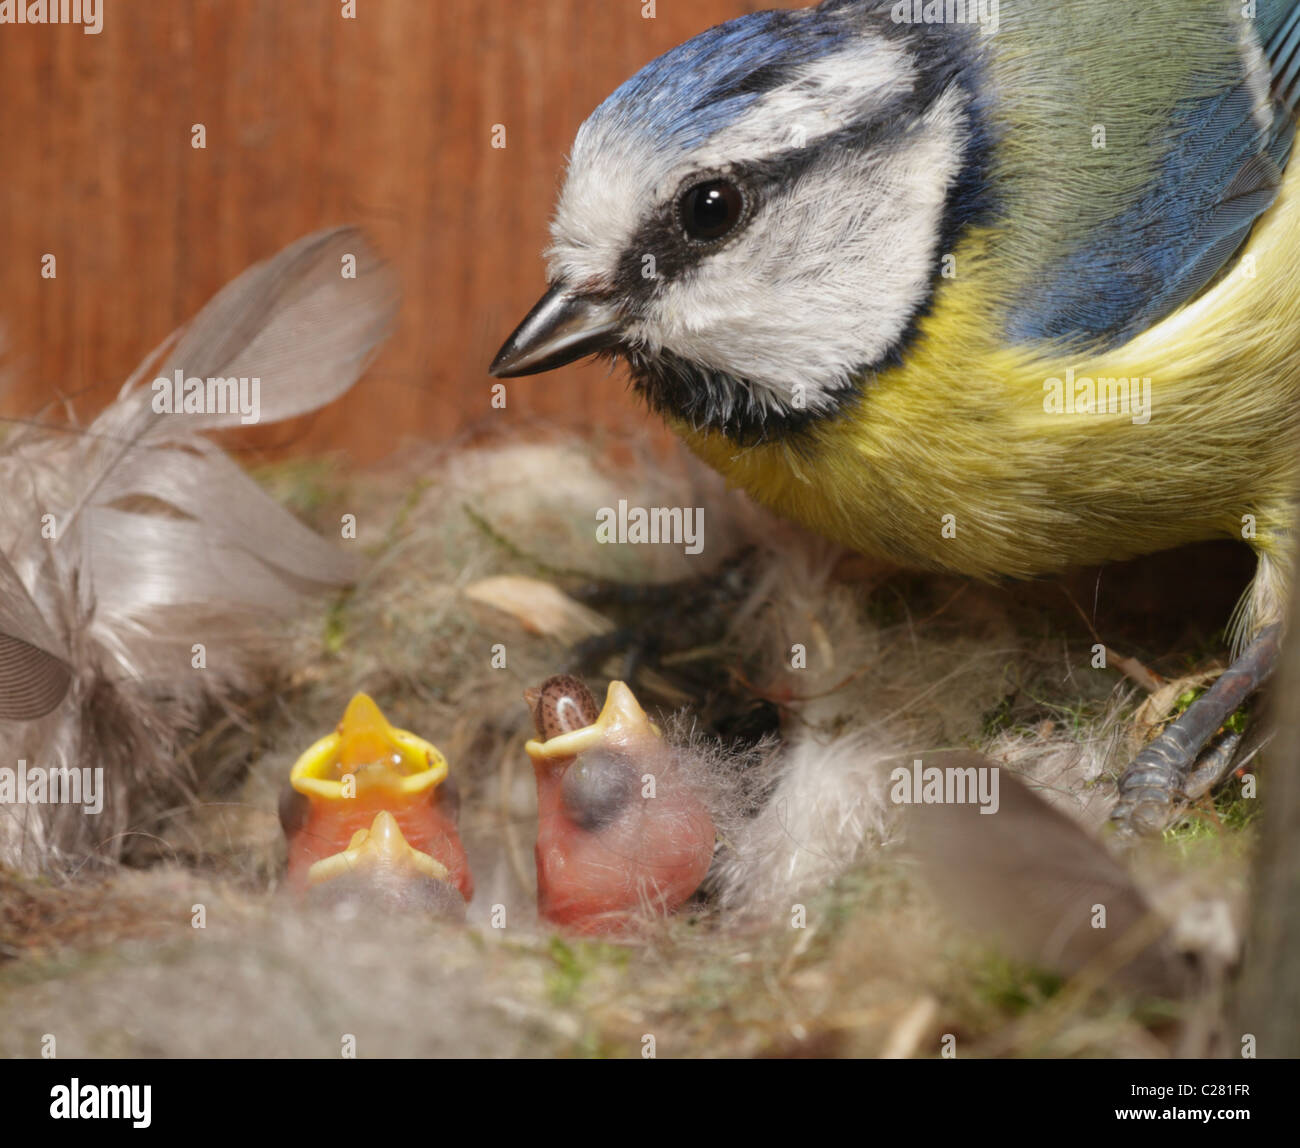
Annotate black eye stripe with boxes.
[610,84,951,298]
[612,170,758,293]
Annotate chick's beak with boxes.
[336,692,397,772]
[307,810,449,886]
[289,692,447,800]
[305,810,468,920]
[489,284,622,377]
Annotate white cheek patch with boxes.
[546,36,918,294]
[632,85,968,413]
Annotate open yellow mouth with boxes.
[306,809,450,885]
[524,680,660,764]
[290,693,448,801]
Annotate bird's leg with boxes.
[1110,624,1280,840]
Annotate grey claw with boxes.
[1109,625,1279,839]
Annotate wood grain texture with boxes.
[0,0,796,463]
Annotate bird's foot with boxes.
[1109,624,1279,841]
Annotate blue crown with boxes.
[585,8,854,151]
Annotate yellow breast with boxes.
[681,155,1300,590]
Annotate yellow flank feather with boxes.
[680,151,1300,641]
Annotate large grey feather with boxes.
[0,226,397,871]
[908,752,1189,998]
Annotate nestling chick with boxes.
[280,693,472,913]
[303,811,468,921]
[524,675,715,934]
[493,0,1300,836]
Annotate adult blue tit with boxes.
[491,0,1300,837]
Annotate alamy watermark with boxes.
[891,0,999,36]
[1043,367,1152,425]
[50,1078,150,1128]
[0,0,103,34]
[0,760,104,814]
[152,371,262,424]
[890,757,1000,814]
[596,500,704,556]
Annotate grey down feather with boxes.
[0,227,397,872]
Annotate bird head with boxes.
[524,678,664,835]
[491,2,992,444]
[288,692,449,802]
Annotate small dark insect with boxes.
[524,674,600,741]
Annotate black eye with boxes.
[680,179,745,242]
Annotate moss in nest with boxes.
[971,952,1065,1017]
[250,456,353,524]
[544,934,630,1007]
[1163,780,1261,855]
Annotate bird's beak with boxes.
[306,810,450,886]
[289,692,448,801]
[489,284,622,377]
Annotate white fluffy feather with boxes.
[0,227,397,872]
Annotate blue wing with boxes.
[1007,2,1299,352]
[1266,0,1300,112]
